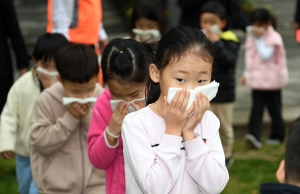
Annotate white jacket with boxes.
[0,71,40,157]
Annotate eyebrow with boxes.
[109,89,139,96]
[173,70,208,74]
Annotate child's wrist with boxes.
[182,131,196,142]
[165,127,182,136]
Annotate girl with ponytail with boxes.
[87,38,155,194]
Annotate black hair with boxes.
[131,0,167,35]
[250,8,276,28]
[55,44,99,83]
[146,26,214,105]
[200,1,227,20]
[285,117,300,183]
[101,38,155,85]
[32,33,69,63]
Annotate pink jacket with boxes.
[122,106,229,194]
[87,89,125,194]
[245,26,288,90]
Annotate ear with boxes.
[56,75,62,83]
[149,63,160,83]
[221,19,227,30]
[276,160,286,183]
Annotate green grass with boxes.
[0,159,18,194]
[0,139,284,194]
[222,139,285,194]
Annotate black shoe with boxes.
[225,157,234,168]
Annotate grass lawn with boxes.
[0,138,284,194]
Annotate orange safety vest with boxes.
[47,0,102,45]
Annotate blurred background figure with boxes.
[46,0,108,50]
[131,0,167,43]
[0,0,30,113]
[178,0,250,31]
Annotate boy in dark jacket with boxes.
[199,1,239,167]
[260,117,300,193]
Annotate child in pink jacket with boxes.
[122,26,229,193]
[240,8,288,149]
[87,38,155,194]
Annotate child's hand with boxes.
[182,93,210,141]
[38,72,57,89]
[68,102,90,119]
[108,101,128,137]
[131,100,146,111]
[239,76,246,85]
[163,89,193,136]
[206,29,220,43]
[1,151,14,159]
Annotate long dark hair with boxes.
[146,26,214,105]
[131,0,167,35]
[101,38,155,85]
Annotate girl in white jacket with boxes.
[0,33,68,194]
[122,26,229,194]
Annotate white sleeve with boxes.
[98,23,108,41]
[185,132,229,193]
[0,83,20,154]
[51,0,76,40]
[122,118,182,194]
[255,37,275,61]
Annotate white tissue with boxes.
[132,29,161,42]
[62,97,97,106]
[110,98,145,113]
[167,81,219,110]
[36,67,58,79]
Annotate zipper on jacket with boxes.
[79,125,85,194]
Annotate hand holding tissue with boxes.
[62,97,97,106]
[167,81,219,110]
[110,98,146,113]
[132,29,161,42]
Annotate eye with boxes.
[176,78,185,83]
[198,80,206,84]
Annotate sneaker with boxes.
[266,139,281,145]
[225,157,234,168]
[245,134,262,149]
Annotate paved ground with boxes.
[12,0,300,132]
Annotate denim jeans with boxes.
[15,154,38,194]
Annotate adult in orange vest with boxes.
[47,0,107,46]
[47,0,108,85]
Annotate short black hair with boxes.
[32,33,69,63]
[55,44,99,83]
[200,0,227,20]
[131,0,167,35]
[285,117,300,183]
[101,38,155,85]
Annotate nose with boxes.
[186,83,199,90]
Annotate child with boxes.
[131,0,166,42]
[0,33,68,194]
[87,38,155,194]
[122,26,229,193]
[260,117,300,193]
[199,1,239,167]
[240,8,288,148]
[30,44,105,193]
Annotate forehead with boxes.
[165,54,212,72]
[200,12,221,21]
[135,17,158,25]
[63,77,97,89]
[107,79,144,95]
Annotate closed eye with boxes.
[176,78,185,83]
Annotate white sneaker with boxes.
[245,134,262,149]
[266,139,281,145]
